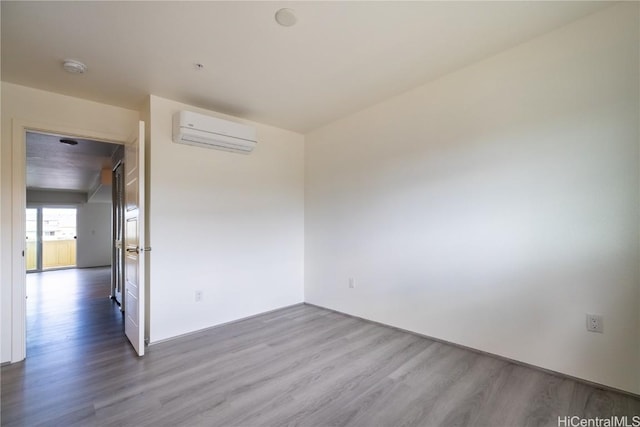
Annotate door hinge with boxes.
[22,250,24,257]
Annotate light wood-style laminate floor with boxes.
[1,267,639,426]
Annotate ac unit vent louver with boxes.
[172,111,257,154]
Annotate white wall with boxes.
[0,82,139,362]
[147,96,304,343]
[305,4,639,394]
[76,202,112,268]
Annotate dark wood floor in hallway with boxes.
[1,267,639,426]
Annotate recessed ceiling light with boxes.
[59,138,78,146]
[275,8,297,27]
[62,59,87,74]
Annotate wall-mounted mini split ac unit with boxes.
[172,110,257,154]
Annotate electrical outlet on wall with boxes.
[195,290,203,302]
[586,314,603,333]
[348,278,355,289]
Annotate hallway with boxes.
[1,267,136,425]
[26,267,125,357]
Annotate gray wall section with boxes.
[27,189,87,205]
[76,202,112,268]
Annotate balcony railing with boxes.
[26,240,76,270]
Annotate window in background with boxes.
[26,207,77,272]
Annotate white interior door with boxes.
[124,121,146,356]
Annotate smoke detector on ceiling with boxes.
[275,8,297,27]
[62,59,87,74]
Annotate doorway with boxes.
[26,207,77,272]
[10,118,146,363]
[22,130,126,359]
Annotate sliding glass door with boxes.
[26,207,77,272]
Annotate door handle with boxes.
[125,246,151,253]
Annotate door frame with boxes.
[10,118,129,362]
[111,158,125,308]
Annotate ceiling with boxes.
[26,132,118,202]
[2,1,611,133]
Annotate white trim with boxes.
[11,120,26,362]
[10,119,127,362]
[303,302,640,399]
[147,303,304,346]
